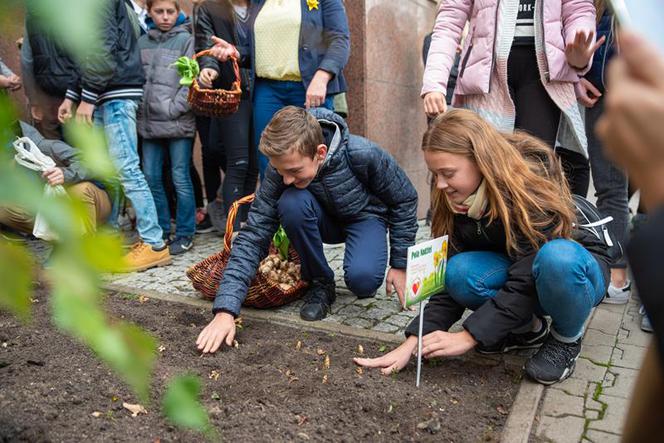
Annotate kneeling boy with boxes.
[197,106,418,353]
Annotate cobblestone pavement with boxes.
[101,221,435,334]
[531,297,650,443]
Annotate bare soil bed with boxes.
[0,290,520,442]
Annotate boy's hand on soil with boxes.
[353,336,417,375]
[423,92,447,117]
[385,268,407,308]
[421,330,477,359]
[199,68,218,89]
[196,312,236,354]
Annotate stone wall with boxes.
[349,0,438,217]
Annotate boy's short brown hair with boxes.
[259,106,325,159]
[146,0,180,10]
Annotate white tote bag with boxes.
[12,136,67,241]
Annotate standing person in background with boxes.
[138,0,197,255]
[422,0,601,162]
[195,0,258,233]
[21,1,77,140]
[192,0,226,233]
[58,0,171,272]
[575,0,631,305]
[207,0,350,177]
[126,0,150,35]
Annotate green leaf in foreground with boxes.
[0,242,34,321]
[163,375,212,434]
[63,121,117,179]
[51,285,157,402]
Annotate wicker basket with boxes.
[187,49,242,118]
[186,194,308,309]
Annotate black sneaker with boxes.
[169,236,193,255]
[477,316,549,354]
[524,335,582,385]
[195,214,215,234]
[300,278,336,321]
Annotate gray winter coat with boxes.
[137,23,195,139]
[213,108,419,316]
[19,121,96,185]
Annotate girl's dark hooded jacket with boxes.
[405,212,612,348]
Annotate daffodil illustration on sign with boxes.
[307,0,319,11]
[404,236,448,308]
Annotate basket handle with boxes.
[223,193,256,252]
[193,49,242,94]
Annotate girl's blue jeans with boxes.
[142,137,196,238]
[253,78,334,177]
[446,239,605,341]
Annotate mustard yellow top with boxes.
[254,0,302,81]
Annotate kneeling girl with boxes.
[355,109,611,385]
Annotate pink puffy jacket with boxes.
[422,0,596,97]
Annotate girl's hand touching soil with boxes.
[353,336,418,375]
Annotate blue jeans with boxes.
[277,188,386,297]
[142,138,196,238]
[445,239,606,341]
[93,99,164,248]
[253,79,334,177]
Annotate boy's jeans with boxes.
[446,239,605,342]
[142,138,196,238]
[277,188,387,297]
[93,99,164,248]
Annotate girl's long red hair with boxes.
[424,109,575,256]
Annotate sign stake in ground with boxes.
[404,236,449,387]
[416,302,425,387]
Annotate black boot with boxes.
[300,278,336,321]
